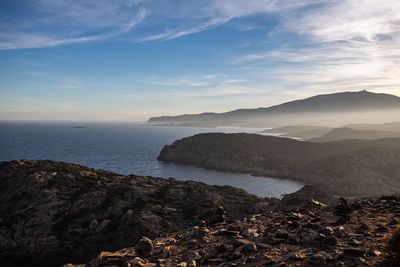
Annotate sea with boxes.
[0,121,304,198]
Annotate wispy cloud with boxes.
[229,0,400,97]
[0,2,147,49]
[0,0,314,49]
[139,16,232,41]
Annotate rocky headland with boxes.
[158,133,400,197]
[0,160,269,266]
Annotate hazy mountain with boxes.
[311,127,400,142]
[260,125,333,139]
[346,121,400,132]
[148,90,400,127]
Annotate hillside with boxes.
[311,128,400,142]
[346,121,400,132]
[158,133,400,196]
[0,160,268,266]
[148,91,400,127]
[66,194,400,266]
[260,126,333,139]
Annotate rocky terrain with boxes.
[65,194,400,266]
[0,160,270,266]
[158,133,400,196]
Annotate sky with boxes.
[0,0,400,121]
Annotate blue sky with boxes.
[1,0,400,121]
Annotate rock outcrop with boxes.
[65,195,400,266]
[0,160,270,266]
[158,133,400,196]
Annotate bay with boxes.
[0,121,303,198]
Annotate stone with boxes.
[89,219,98,229]
[135,237,153,258]
[188,251,201,260]
[214,206,227,223]
[217,229,240,236]
[343,248,366,256]
[126,257,146,267]
[309,253,326,265]
[233,238,256,250]
[291,252,305,260]
[318,251,332,261]
[242,242,257,253]
[275,231,289,239]
[333,198,352,224]
[373,250,381,256]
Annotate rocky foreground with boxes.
[65,194,400,266]
[2,160,400,266]
[0,160,269,266]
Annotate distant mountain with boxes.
[311,127,400,142]
[260,125,333,139]
[148,90,400,127]
[346,121,400,132]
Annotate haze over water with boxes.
[0,121,303,198]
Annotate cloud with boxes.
[0,0,316,49]
[229,0,400,98]
[150,77,211,87]
[138,16,232,41]
[220,79,247,84]
[0,2,147,49]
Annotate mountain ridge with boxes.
[148,90,400,127]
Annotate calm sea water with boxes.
[0,121,303,198]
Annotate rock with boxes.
[217,229,240,237]
[309,253,326,265]
[275,231,289,239]
[233,239,257,253]
[372,250,381,256]
[214,206,227,223]
[256,243,272,250]
[333,198,352,224]
[343,247,366,256]
[126,257,146,267]
[318,251,332,261]
[0,160,267,266]
[89,219,98,230]
[90,251,125,266]
[242,228,259,238]
[135,237,153,258]
[242,242,257,253]
[291,252,306,260]
[322,236,338,246]
[199,227,210,235]
[374,225,389,233]
[188,259,197,267]
[188,251,201,260]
